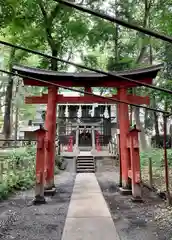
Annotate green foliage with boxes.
[140,148,172,168]
[0,146,64,200]
[0,0,16,28]
[140,148,172,192]
[0,146,36,200]
[107,57,133,71]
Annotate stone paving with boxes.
[61,173,120,240]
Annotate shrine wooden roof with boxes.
[12,64,163,87]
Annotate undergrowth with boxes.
[140,148,172,192]
[140,148,172,167]
[0,146,61,200]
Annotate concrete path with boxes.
[62,173,120,240]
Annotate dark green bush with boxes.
[0,146,36,200]
[0,146,64,200]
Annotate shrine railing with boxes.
[0,139,61,153]
[0,139,37,149]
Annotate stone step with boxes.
[77,156,94,159]
[77,163,95,166]
[77,160,94,163]
[77,164,95,167]
[76,155,95,173]
[77,160,95,163]
[78,160,94,162]
[77,169,95,173]
[77,164,94,167]
[77,165,95,169]
[77,161,94,163]
[77,160,94,162]
[77,161,94,164]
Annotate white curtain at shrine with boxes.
[64,104,69,118]
[104,105,109,119]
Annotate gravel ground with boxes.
[96,171,172,240]
[1,167,172,240]
[0,172,76,240]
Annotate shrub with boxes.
[0,146,64,200]
[140,148,172,168]
[0,146,36,200]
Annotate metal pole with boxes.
[163,114,171,205]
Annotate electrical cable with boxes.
[0,40,171,95]
[58,0,172,43]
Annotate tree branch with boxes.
[136,0,152,64]
[48,4,61,25]
[37,0,57,50]
[63,48,73,68]
[0,92,5,98]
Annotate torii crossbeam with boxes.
[25,94,150,105]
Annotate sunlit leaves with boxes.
[0,0,15,27]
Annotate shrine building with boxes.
[33,100,116,153]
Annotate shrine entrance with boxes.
[78,126,92,147]
[13,63,162,202]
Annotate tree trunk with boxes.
[51,49,58,71]
[151,95,160,147]
[134,106,147,150]
[133,0,152,150]
[144,108,149,129]
[154,111,160,146]
[3,48,16,141]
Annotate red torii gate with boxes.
[13,64,161,203]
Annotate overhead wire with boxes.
[57,0,172,43]
[0,1,170,116]
[0,40,171,95]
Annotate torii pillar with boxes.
[118,87,131,191]
[44,86,57,193]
